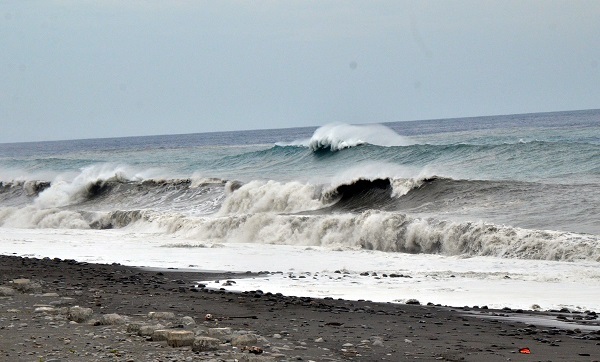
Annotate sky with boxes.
[1,0,599,143]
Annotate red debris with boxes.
[519,347,531,354]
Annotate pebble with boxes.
[232,333,259,347]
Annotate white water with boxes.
[283,123,416,151]
[2,227,598,312]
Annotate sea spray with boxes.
[281,123,416,151]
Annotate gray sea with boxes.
[1,109,599,262]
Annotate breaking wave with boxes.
[8,202,599,262]
[282,123,416,151]
[2,172,599,262]
[124,210,600,262]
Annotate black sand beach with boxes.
[1,255,598,361]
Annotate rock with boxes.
[126,323,142,334]
[405,299,420,305]
[237,355,276,362]
[151,329,171,341]
[138,324,165,337]
[41,292,60,297]
[272,333,282,339]
[208,327,232,340]
[97,313,126,325]
[68,306,94,323]
[232,333,259,347]
[148,311,176,320]
[192,336,221,352]
[371,337,384,347]
[11,279,42,294]
[0,286,16,296]
[314,337,324,342]
[167,330,195,347]
[50,297,76,307]
[11,278,29,286]
[180,316,196,326]
[34,306,58,314]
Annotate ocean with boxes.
[1,109,599,310]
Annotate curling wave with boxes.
[282,123,416,151]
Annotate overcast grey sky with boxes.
[1,1,599,143]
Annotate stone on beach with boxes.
[126,322,142,334]
[180,315,196,326]
[34,306,58,314]
[236,354,276,362]
[137,323,166,336]
[151,329,171,341]
[97,313,126,325]
[0,286,16,296]
[68,306,94,323]
[167,330,195,347]
[11,278,42,293]
[49,297,76,307]
[147,311,176,320]
[208,327,233,340]
[371,336,384,347]
[192,336,221,351]
[232,333,259,347]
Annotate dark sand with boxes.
[1,255,598,361]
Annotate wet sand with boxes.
[1,254,598,361]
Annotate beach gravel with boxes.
[1,255,599,361]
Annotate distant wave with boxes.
[268,138,600,183]
[280,123,416,151]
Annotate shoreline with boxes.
[3,227,597,313]
[1,255,599,361]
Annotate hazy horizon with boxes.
[2,1,599,143]
[1,107,596,145]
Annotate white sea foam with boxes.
[1,227,598,312]
[31,163,176,209]
[121,210,600,262]
[0,206,90,229]
[218,180,324,214]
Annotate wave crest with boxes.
[283,123,415,151]
[219,180,324,214]
[128,210,600,262]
